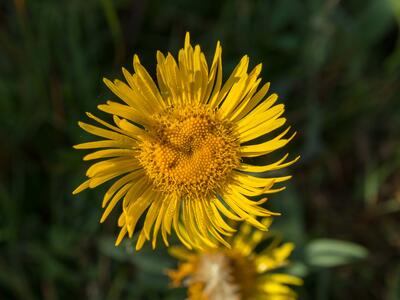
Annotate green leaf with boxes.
[305,239,368,268]
[285,261,309,277]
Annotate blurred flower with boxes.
[167,218,302,300]
[73,32,297,250]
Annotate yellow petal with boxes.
[102,170,143,207]
[98,101,150,127]
[229,81,270,121]
[209,55,249,109]
[240,131,295,157]
[100,183,131,223]
[83,149,137,161]
[133,55,166,110]
[78,121,136,144]
[239,154,300,173]
[73,140,129,149]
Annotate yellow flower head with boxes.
[167,218,303,300]
[73,33,298,250]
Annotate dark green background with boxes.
[1,0,400,299]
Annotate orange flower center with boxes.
[138,105,240,199]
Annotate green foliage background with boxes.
[1,0,400,299]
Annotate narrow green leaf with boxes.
[306,239,368,267]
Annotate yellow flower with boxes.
[73,32,298,250]
[167,219,303,300]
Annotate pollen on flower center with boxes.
[188,251,256,299]
[138,105,240,198]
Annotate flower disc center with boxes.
[138,106,240,198]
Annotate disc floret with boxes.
[138,105,240,199]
